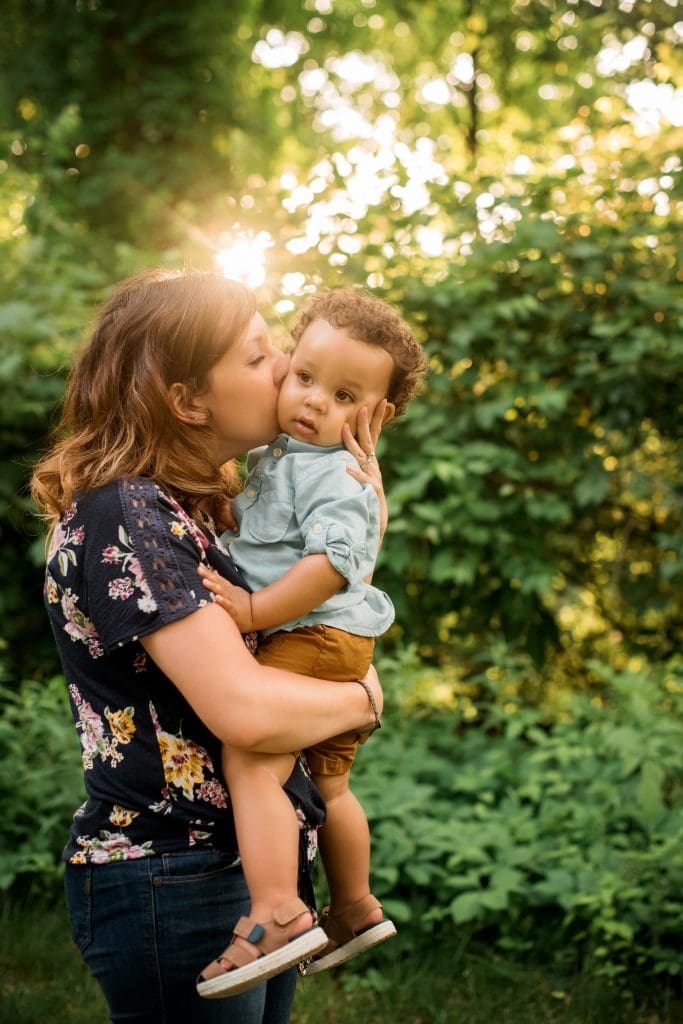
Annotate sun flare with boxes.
[215,231,273,288]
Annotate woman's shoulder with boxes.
[73,477,184,519]
[47,477,221,654]
[64,478,213,556]
[72,476,156,512]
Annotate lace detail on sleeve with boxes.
[119,478,202,621]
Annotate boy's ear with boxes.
[382,402,396,426]
[168,382,208,426]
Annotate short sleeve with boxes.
[294,456,381,585]
[82,479,215,653]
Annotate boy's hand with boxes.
[198,564,253,632]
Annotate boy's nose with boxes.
[304,388,326,411]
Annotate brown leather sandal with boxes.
[303,894,396,976]
[196,897,327,999]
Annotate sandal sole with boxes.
[197,926,328,999]
[303,919,397,975]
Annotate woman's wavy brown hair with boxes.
[31,268,256,528]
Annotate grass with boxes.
[0,896,107,1024]
[1,897,679,1024]
[294,946,678,1024]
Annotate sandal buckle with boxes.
[246,923,265,944]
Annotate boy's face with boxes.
[278,318,395,447]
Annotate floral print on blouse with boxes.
[44,478,325,868]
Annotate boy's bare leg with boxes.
[222,746,312,954]
[313,771,383,929]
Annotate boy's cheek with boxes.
[345,411,359,436]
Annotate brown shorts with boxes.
[256,625,375,777]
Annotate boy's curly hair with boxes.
[290,288,426,417]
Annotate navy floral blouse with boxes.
[44,477,325,869]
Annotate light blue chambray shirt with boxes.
[223,433,395,638]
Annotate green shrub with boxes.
[5,652,683,988]
[0,676,84,893]
[350,652,683,983]
[369,181,683,670]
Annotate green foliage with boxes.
[0,151,152,678]
[1,0,681,684]
[1,1,259,242]
[0,676,84,893]
[368,166,683,670]
[3,653,683,987]
[1,3,681,1000]
[347,652,683,983]
[0,225,112,678]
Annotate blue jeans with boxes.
[65,848,296,1023]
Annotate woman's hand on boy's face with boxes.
[342,402,388,537]
[198,564,253,633]
[342,400,385,463]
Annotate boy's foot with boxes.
[197,898,327,999]
[303,894,396,975]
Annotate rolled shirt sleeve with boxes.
[295,457,380,586]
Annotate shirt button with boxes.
[246,488,256,498]
[273,447,283,457]
[313,523,323,534]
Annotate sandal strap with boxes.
[233,915,267,947]
[232,898,311,956]
[214,942,254,972]
[273,897,309,927]
[199,897,312,982]
[199,930,258,982]
[321,894,383,946]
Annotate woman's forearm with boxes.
[233,663,377,753]
[141,603,380,752]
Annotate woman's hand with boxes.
[217,496,238,534]
[343,401,389,537]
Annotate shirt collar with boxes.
[270,432,345,456]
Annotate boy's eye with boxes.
[336,390,354,403]
[248,355,265,366]
[297,371,312,383]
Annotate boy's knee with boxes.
[222,746,295,787]
[314,771,351,802]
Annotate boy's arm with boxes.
[202,448,380,632]
[198,555,344,633]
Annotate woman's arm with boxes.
[140,602,381,752]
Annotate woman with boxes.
[31,268,385,1024]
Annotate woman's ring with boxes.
[360,452,375,469]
